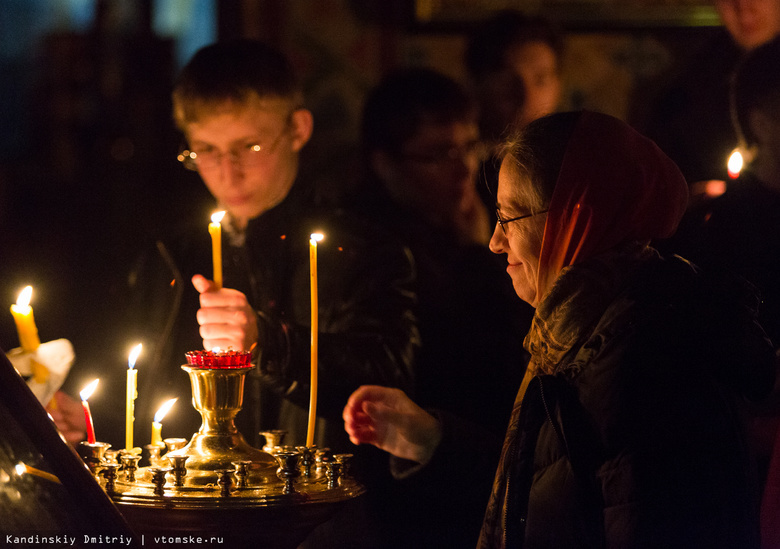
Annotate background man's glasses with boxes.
[399,140,487,168]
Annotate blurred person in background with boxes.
[658,37,780,546]
[640,0,780,195]
[465,10,564,148]
[464,10,564,222]
[346,67,532,547]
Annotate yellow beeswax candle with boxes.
[209,211,226,290]
[10,286,40,352]
[151,398,177,446]
[126,344,142,451]
[306,233,324,447]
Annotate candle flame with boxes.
[15,286,33,309]
[80,378,99,401]
[154,398,178,423]
[310,233,324,243]
[727,149,743,179]
[128,343,143,369]
[211,211,226,224]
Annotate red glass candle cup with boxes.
[185,349,252,368]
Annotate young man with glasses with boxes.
[115,43,419,542]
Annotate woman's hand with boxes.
[343,385,443,465]
[46,391,86,445]
[192,275,259,351]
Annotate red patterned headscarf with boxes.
[535,111,689,301]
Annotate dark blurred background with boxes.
[0,0,721,414]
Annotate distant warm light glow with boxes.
[211,211,226,224]
[691,180,727,200]
[154,398,178,423]
[15,463,25,476]
[14,286,32,311]
[80,379,99,401]
[727,149,744,179]
[128,343,143,370]
[704,180,727,198]
[310,233,324,243]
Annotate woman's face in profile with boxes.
[489,159,547,307]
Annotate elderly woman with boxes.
[343,111,776,548]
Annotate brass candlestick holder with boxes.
[82,350,364,549]
[162,359,277,486]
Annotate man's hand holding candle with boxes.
[192,274,258,351]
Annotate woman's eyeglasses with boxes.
[495,208,549,234]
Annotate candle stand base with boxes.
[83,351,364,549]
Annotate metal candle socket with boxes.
[162,365,277,485]
[77,441,111,478]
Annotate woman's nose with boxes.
[488,223,505,254]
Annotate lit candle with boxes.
[80,379,99,444]
[209,211,226,290]
[126,344,142,451]
[307,233,324,447]
[10,286,40,353]
[727,148,744,179]
[151,398,177,446]
[16,462,60,484]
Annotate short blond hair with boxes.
[172,39,303,131]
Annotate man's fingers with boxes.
[202,337,239,351]
[192,274,214,293]
[198,290,251,309]
[197,307,252,325]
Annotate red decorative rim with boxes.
[185,350,252,368]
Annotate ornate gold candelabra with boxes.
[78,351,364,549]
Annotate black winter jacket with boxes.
[490,247,775,548]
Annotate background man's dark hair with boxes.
[361,67,476,156]
[464,10,564,82]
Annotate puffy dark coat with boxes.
[478,247,776,548]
